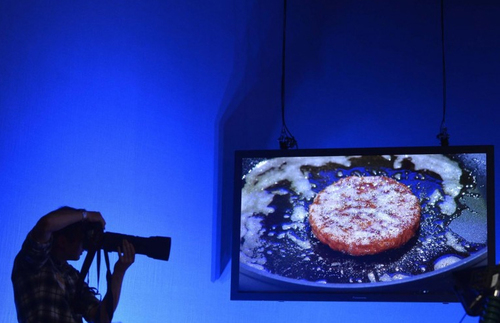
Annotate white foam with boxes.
[394,154,463,200]
[240,154,463,265]
[434,255,461,270]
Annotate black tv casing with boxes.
[231,145,495,303]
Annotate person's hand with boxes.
[84,211,106,229]
[31,208,106,243]
[114,240,135,274]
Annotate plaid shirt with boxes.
[12,234,100,323]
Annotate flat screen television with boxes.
[231,145,495,303]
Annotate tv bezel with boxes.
[230,145,495,303]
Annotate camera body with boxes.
[82,221,171,261]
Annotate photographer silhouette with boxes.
[12,206,135,323]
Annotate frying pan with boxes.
[239,153,488,291]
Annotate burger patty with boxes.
[308,176,421,256]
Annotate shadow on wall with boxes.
[211,0,336,281]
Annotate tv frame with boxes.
[231,145,495,303]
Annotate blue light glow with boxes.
[1,1,499,322]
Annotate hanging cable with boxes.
[278,0,298,150]
[437,0,450,146]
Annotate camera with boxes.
[82,221,171,261]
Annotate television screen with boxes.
[231,145,495,302]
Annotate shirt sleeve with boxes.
[16,233,52,271]
[80,282,101,322]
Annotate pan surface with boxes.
[239,153,488,289]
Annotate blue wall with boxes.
[1,1,499,322]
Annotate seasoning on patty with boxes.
[309,176,421,256]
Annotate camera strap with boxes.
[76,246,97,298]
[101,250,114,322]
[94,249,112,285]
[74,246,97,317]
[96,248,101,286]
[76,247,114,322]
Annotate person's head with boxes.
[51,207,86,261]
